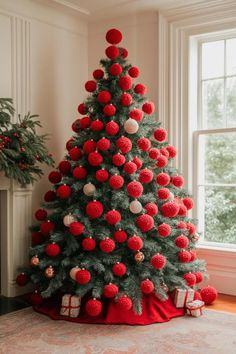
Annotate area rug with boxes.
[0,308,236,354]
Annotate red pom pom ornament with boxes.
[76,269,91,284]
[127,235,143,251]
[69,221,84,236]
[16,273,29,286]
[86,201,103,219]
[120,93,132,106]
[183,273,196,287]
[105,121,119,136]
[178,250,191,263]
[136,214,154,232]
[93,69,104,80]
[35,208,47,221]
[137,137,151,151]
[100,238,115,253]
[127,181,143,198]
[141,279,154,294]
[44,190,56,202]
[106,210,121,225]
[109,63,122,76]
[85,80,96,92]
[86,299,102,316]
[116,296,132,311]
[97,90,111,104]
[157,188,170,200]
[139,168,153,183]
[116,136,132,153]
[142,101,155,114]
[118,76,132,91]
[40,221,54,235]
[73,166,87,180]
[156,155,168,168]
[95,168,109,182]
[128,66,140,78]
[106,28,122,44]
[83,140,97,154]
[105,45,119,59]
[175,235,189,248]
[158,223,172,237]
[123,161,137,174]
[109,175,124,189]
[112,262,126,277]
[45,243,61,257]
[68,147,82,161]
[151,254,166,269]
[134,83,147,95]
[103,283,119,298]
[48,171,61,184]
[82,237,96,251]
[144,202,158,216]
[154,128,167,142]
[200,286,218,304]
[57,185,71,199]
[88,151,103,166]
[129,108,143,122]
[103,104,116,116]
[156,173,170,186]
[113,229,127,243]
[91,119,104,132]
[58,160,71,175]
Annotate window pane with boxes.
[226,38,236,76]
[226,77,236,127]
[203,186,236,244]
[202,41,224,79]
[200,132,236,184]
[202,79,224,128]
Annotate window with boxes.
[193,34,236,247]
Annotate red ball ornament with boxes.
[95,168,109,182]
[154,128,167,142]
[139,168,153,183]
[77,103,87,115]
[178,204,188,217]
[66,138,75,151]
[123,161,137,174]
[148,148,160,160]
[178,250,191,263]
[73,166,87,180]
[69,221,84,236]
[112,262,127,277]
[156,173,170,186]
[160,147,169,158]
[127,181,143,198]
[157,223,172,237]
[100,238,115,253]
[128,66,140,78]
[194,291,202,301]
[83,139,97,154]
[86,298,102,316]
[183,273,196,287]
[134,83,147,95]
[200,286,218,304]
[106,210,121,225]
[86,200,103,219]
[31,231,44,246]
[116,296,132,311]
[166,145,177,158]
[189,250,197,262]
[120,47,128,58]
[97,137,110,151]
[82,237,96,251]
[194,271,204,284]
[71,119,80,133]
[48,170,61,184]
[177,221,187,229]
[76,269,91,284]
[103,104,116,116]
[161,201,179,217]
[85,80,97,92]
[97,90,111,104]
[136,214,154,232]
[175,235,189,248]
[118,76,132,91]
[137,137,151,151]
[35,208,47,221]
[142,101,155,114]
[30,291,43,305]
[68,147,82,161]
[127,235,143,251]
[45,243,61,257]
[151,254,166,269]
[88,151,103,166]
[145,202,158,216]
[113,229,127,243]
[93,69,104,80]
[156,155,168,168]
[141,279,154,294]
[109,63,122,76]
[91,119,104,132]
[157,188,170,200]
[132,156,143,169]
[109,175,124,189]
[105,45,119,59]
[58,160,71,175]
[44,190,56,202]
[105,121,119,136]
[129,108,143,122]
[116,136,132,154]
[16,273,29,286]
[80,116,92,129]
[40,221,55,235]
[106,28,122,44]
[57,185,71,199]
[187,222,196,235]
[182,197,194,210]
[120,93,132,106]
[103,283,119,298]
[172,175,184,188]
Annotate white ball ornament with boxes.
[169,192,174,201]
[129,200,142,214]
[124,118,139,134]
[63,214,75,227]
[69,266,80,280]
[83,182,96,196]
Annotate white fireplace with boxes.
[0,172,33,296]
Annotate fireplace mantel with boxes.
[0,172,33,296]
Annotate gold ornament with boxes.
[192,233,200,242]
[63,213,75,227]
[30,255,39,266]
[45,265,54,278]
[134,251,145,263]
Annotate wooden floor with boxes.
[209,293,236,313]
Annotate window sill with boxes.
[197,242,236,253]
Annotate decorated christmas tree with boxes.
[17,28,207,324]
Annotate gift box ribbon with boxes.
[62,295,80,316]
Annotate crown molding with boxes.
[51,0,90,15]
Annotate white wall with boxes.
[88,12,159,109]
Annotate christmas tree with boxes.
[17,28,206,324]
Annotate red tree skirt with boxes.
[34,293,184,325]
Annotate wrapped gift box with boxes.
[186,300,205,317]
[173,287,194,308]
[60,294,81,317]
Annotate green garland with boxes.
[0,98,54,187]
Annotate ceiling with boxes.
[48,0,209,20]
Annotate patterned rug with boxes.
[0,307,236,354]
